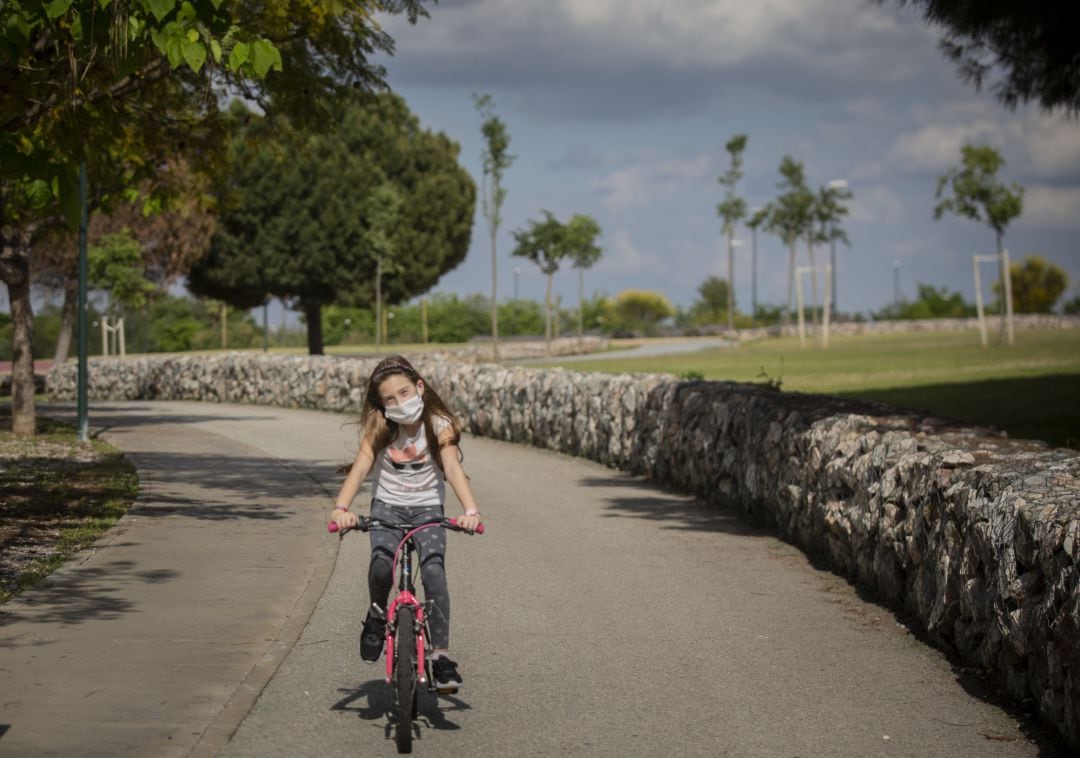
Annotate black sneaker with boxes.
[360,605,386,662]
[432,656,463,693]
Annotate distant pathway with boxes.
[513,336,734,365]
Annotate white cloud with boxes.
[601,229,655,274]
[593,152,713,211]
[869,103,1080,179]
[1019,186,1080,227]
[850,185,905,225]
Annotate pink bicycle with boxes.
[328,515,483,754]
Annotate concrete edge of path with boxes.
[187,524,340,758]
[98,422,344,758]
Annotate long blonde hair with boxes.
[359,355,461,471]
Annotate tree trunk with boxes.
[490,225,500,361]
[578,268,584,341]
[544,271,553,355]
[727,231,735,331]
[785,244,796,326]
[304,300,324,355]
[807,237,819,330]
[1,229,36,436]
[53,279,78,364]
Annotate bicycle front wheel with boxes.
[394,605,417,754]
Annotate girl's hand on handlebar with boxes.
[457,512,481,532]
[332,508,359,531]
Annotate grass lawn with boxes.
[0,408,139,603]
[537,329,1080,450]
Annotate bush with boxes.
[875,283,975,320]
[609,290,674,336]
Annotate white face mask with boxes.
[384,393,424,425]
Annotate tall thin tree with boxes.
[473,94,515,360]
[767,157,814,327]
[716,134,748,331]
[565,214,603,340]
[934,143,1023,342]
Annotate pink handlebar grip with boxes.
[448,518,485,535]
[327,521,339,533]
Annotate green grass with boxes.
[0,408,139,603]
[537,329,1080,449]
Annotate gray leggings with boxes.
[368,500,450,649]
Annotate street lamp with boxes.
[513,266,521,301]
[387,311,394,344]
[827,179,848,315]
[893,260,901,306]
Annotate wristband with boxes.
[465,508,479,517]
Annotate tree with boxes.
[0,0,430,434]
[688,276,731,325]
[995,255,1068,314]
[611,290,674,337]
[888,1,1080,114]
[716,134,748,332]
[766,157,815,327]
[813,181,853,312]
[189,94,475,355]
[33,161,216,362]
[934,143,1023,340]
[88,231,156,317]
[473,93,515,361]
[564,214,604,339]
[512,211,566,352]
[1062,294,1080,316]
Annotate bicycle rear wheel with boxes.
[394,606,417,754]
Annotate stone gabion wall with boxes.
[47,354,1080,747]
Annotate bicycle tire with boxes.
[395,605,417,754]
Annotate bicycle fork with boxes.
[386,592,429,685]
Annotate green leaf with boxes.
[150,26,167,55]
[209,39,222,64]
[43,0,74,20]
[209,0,224,8]
[4,13,31,54]
[25,180,53,211]
[147,0,176,23]
[251,38,281,78]
[181,39,206,72]
[177,1,197,23]
[166,32,183,69]
[70,13,84,41]
[99,0,111,8]
[228,41,249,71]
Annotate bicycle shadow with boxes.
[332,679,470,737]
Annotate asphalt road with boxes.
[197,405,1060,758]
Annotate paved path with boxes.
[0,402,1067,757]
[513,337,733,365]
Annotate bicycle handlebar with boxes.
[328,516,484,536]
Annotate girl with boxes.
[330,356,482,691]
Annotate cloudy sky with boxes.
[364,0,1080,317]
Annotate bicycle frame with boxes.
[384,522,438,687]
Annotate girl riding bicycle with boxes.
[330,356,481,691]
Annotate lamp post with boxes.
[513,266,521,301]
[827,179,848,315]
[893,260,901,306]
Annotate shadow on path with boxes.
[0,559,178,629]
[578,473,771,537]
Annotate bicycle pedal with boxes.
[435,686,459,696]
